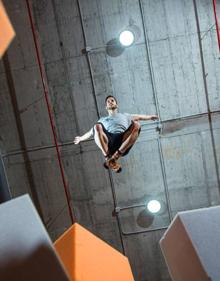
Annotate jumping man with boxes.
[74,95,159,172]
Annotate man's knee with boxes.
[94,124,103,133]
[132,121,141,132]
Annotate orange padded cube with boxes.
[0,1,15,58]
[54,223,134,281]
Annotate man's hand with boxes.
[150,115,159,121]
[73,129,93,144]
[74,136,81,144]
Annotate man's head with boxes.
[105,95,118,111]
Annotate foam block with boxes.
[160,206,220,281]
[0,194,70,281]
[54,223,134,281]
[0,1,15,58]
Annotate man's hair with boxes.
[105,95,117,104]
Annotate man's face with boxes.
[106,97,118,110]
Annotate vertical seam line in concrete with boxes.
[3,53,44,220]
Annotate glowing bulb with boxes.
[147,200,161,214]
[119,30,134,47]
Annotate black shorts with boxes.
[96,122,141,156]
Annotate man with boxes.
[74,95,158,172]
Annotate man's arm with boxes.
[74,128,93,144]
[132,114,159,121]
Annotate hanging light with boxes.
[147,200,161,214]
[119,30,135,47]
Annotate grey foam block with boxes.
[160,206,220,281]
[0,194,70,281]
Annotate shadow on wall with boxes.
[136,209,155,228]
[106,38,125,57]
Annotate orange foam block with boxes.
[54,223,134,281]
[0,1,15,58]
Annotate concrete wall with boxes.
[0,0,220,280]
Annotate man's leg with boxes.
[93,124,109,157]
[112,121,141,159]
[93,124,121,172]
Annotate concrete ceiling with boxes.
[1,0,220,280]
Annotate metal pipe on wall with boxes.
[122,226,168,236]
[76,0,126,255]
[113,204,169,235]
[138,0,173,222]
[193,0,220,194]
[111,0,175,238]
[212,0,220,53]
[2,110,220,158]
[25,0,75,224]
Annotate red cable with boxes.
[25,0,74,224]
[212,0,220,52]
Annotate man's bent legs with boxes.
[94,124,121,172]
[113,121,141,159]
[93,124,109,157]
